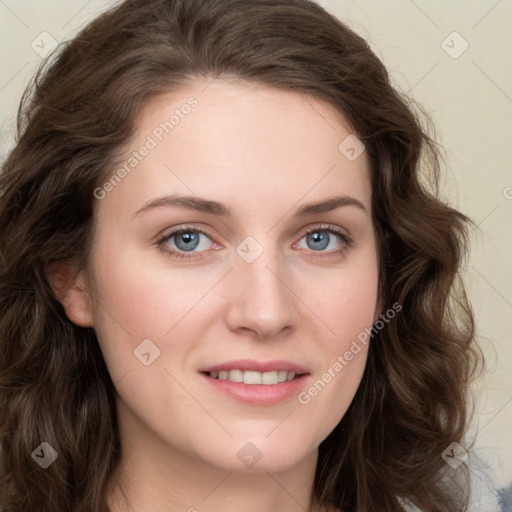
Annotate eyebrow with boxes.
[134,194,367,218]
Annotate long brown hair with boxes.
[0,0,484,510]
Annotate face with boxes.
[75,78,380,474]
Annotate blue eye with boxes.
[157,224,353,260]
[296,225,353,255]
[303,230,336,251]
[158,228,213,260]
[173,231,201,251]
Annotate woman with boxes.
[0,0,498,510]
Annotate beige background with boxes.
[1,0,511,493]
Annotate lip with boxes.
[200,372,311,405]
[199,359,311,405]
[199,359,309,374]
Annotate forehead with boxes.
[98,78,371,220]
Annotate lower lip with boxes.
[200,373,310,405]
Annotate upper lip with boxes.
[199,359,309,374]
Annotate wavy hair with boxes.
[0,0,484,510]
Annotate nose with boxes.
[224,244,299,340]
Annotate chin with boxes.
[197,434,315,474]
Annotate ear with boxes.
[47,260,94,327]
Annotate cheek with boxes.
[87,242,226,383]
[317,247,380,347]
[299,248,378,418]
[90,245,201,335]
[86,244,167,378]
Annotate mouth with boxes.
[202,369,304,385]
[198,359,311,405]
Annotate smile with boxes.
[199,359,311,405]
[207,369,300,385]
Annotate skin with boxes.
[51,78,381,512]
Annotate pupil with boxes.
[176,232,199,251]
[308,231,328,250]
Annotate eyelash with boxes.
[156,224,353,261]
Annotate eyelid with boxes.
[294,223,353,252]
[155,223,221,261]
[156,223,353,259]
[155,222,210,243]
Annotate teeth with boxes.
[209,369,299,385]
[228,369,244,382]
[244,371,262,384]
[261,371,278,385]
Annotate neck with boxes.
[106,401,327,512]
[108,453,323,512]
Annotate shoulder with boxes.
[399,456,502,512]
